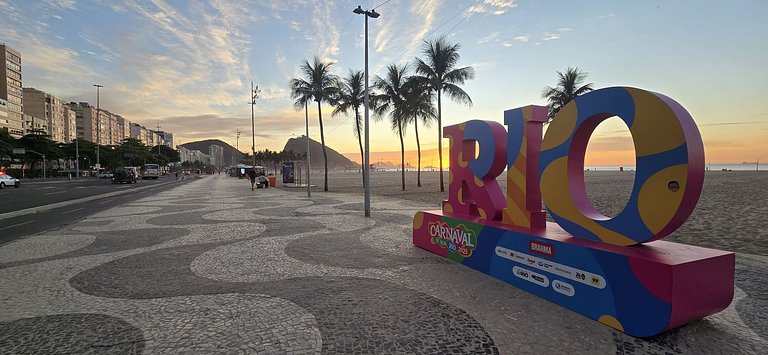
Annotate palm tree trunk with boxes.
[399,121,405,191]
[437,91,444,192]
[318,101,329,192]
[414,115,421,187]
[355,107,365,188]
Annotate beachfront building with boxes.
[0,44,24,138]
[155,131,174,148]
[63,105,76,143]
[178,146,209,164]
[69,102,99,143]
[103,110,121,145]
[22,114,47,134]
[0,99,10,135]
[116,115,131,142]
[22,87,73,143]
[209,144,224,169]
[130,123,147,144]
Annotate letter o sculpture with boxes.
[539,87,705,246]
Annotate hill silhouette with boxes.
[284,135,360,170]
[180,139,243,166]
[181,137,359,170]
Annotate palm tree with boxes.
[541,67,594,122]
[332,69,366,187]
[402,77,435,187]
[373,63,410,191]
[414,35,475,192]
[289,57,340,192]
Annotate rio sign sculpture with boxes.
[412,87,734,337]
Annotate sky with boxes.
[2,0,766,167]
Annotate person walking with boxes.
[248,168,257,191]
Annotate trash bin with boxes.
[268,175,276,187]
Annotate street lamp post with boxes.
[94,84,103,170]
[305,100,311,197]
[353,5,379,217]
[250,81,261,170]
[75,138,80,178]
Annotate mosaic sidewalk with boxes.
[0,175,765,354]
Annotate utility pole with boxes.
[250,81,260,169]
[236,130,241,154]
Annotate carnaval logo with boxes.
[428,221,476,257]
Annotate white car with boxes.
[0,173,20,189]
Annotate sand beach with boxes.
[306,169,768,256]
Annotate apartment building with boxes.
[155,131,174,148]
[23,87,73,143]
[63,105,76,143]
[178,145,209,164]
[209,144,224,168]
[0,44,24,138]
[116,115,131,141]
[23,113,47,133]
[69,102,98,143]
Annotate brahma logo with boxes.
[428,221,477,257]
[530,240,554,257]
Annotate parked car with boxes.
[0,172,21,189]
[98,170,113,179]
[111,167,137,184]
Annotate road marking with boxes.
[61,207,84,214]
[98,199,115,205]
[44,191,67,195]
[0,220,33,231]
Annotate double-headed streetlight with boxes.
[353,5,379,218]
[250,81,261,170]
[94,84,103,170]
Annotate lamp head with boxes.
[369,9,380,18]
[353,5,364,14]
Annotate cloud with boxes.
[375,0,442,63]
[53,14,62,19]
[43,0,76,10]
[468,0,518,15]
[309,1,341,60]
[543,33,560,41]
[513,35,529,42]
[478,32,499,44]
[558,27,572,32]
[160,110,312,147]
[502,41,512,47]
[0,25,97,92]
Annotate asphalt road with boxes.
[0,176,197,245]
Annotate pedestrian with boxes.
[258,174,269,188]
[175,171,179,180]
[248,168,256,191]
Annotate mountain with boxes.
[180,139,243,166]
[283,135,360,171]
